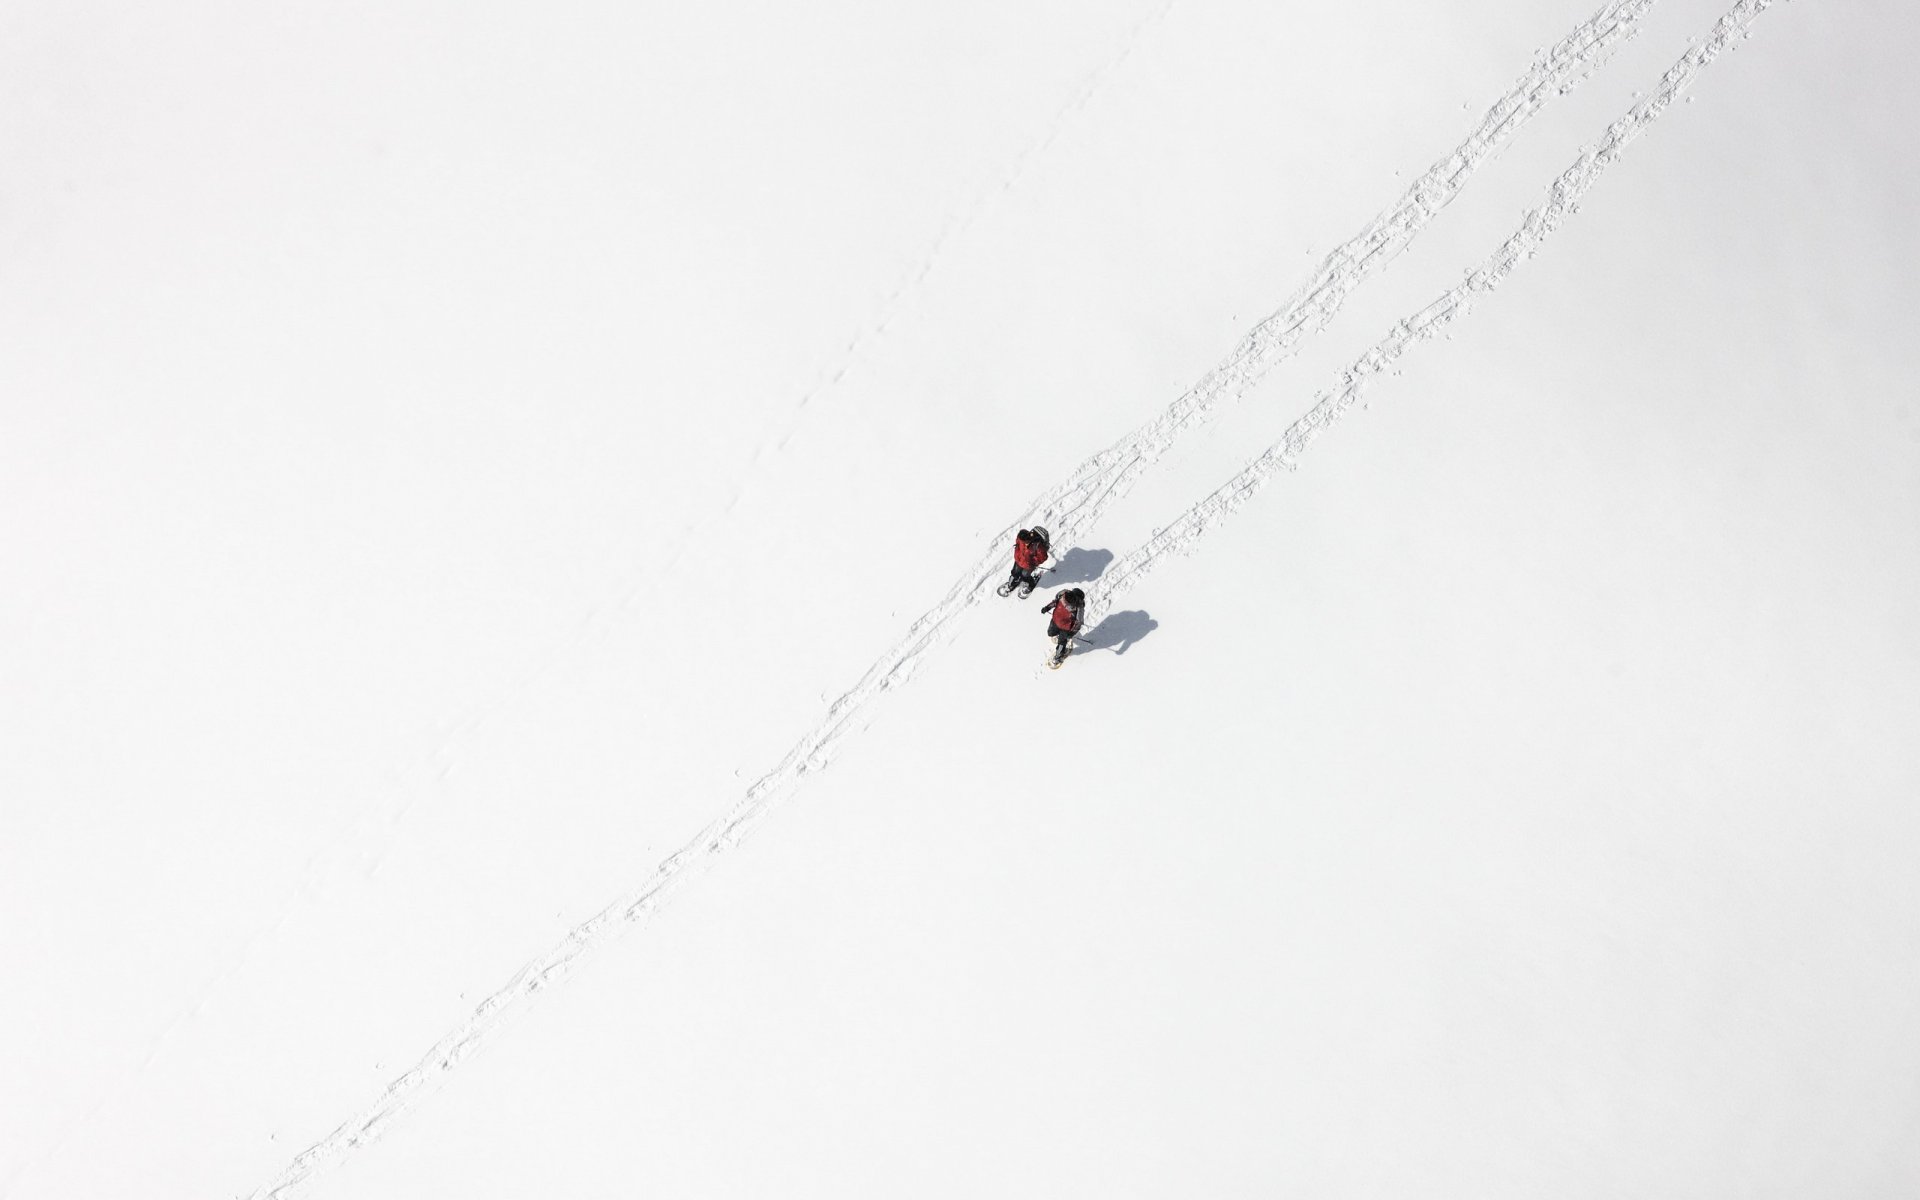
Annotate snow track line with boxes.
[26,18,1182,1195]
[249,5,1675,1195]
[771,0,1177,438]
[1022,0,1662,545]
[1084,0,1779,623]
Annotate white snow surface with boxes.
[4,0,1918,1196]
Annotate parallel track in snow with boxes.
[1085,0,1777,619]
[1029,0,1664,546]
[250,0,1776,1192]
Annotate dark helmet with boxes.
[1065,588,1084,606]
[1029,525,1050,546]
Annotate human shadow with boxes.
[1042,546,1115,586]
[1083,609,1158,656]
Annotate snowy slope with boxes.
[4,0,1918,1196]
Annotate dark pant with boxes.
[1008,566,1038,590]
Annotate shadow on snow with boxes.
[1042,546,1114,586]
[1083,609,1157,656]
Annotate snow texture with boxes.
[1093,0,1778,613]
[250,1,1774,1194]
[5,0,1917,1195]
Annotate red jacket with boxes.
[1047,597,1081,633]
[1014,534,1049,571]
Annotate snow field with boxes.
[3,0,1918,1196]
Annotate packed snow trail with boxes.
[250,3,1694,1194]
[1083,0,1780,625]
[1027,0,1661,543]
[4,15,1202,1199]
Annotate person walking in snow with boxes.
[997,525,1051,599]
[1040,586,1085,668]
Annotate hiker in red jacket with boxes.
[1040,586,1085,666]
[996,525,1051,599]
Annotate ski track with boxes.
[248,2,1694,1195]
